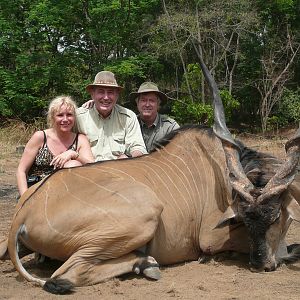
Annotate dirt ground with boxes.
[0,131,300,300]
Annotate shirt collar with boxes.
[92,104,115,120]
[140,114,159,128]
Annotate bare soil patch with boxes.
[0,130,300,299]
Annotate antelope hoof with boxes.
[133,256,161,280]
[143,266,161,280]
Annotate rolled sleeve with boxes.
[125,112,148,155]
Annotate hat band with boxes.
[137,89,159,93]
[94,81,118,85]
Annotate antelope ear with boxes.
[215,204,238,229]
[286,197,300,222]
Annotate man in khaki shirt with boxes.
[76,71,147,161]
[130,82,180,152]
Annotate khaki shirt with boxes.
[76,104,147,161]
[139,114,180,152]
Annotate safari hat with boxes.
[86,71,123,93]
[129,82,168,103]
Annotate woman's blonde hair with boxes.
[47,95,78,128]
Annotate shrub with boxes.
[267,88,300,130]
[171,89,240,126]
[278,88,300,124]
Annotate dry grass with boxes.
[0,119,295,161]
[0,118,46,159]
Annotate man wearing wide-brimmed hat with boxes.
[76,71,147,161]
[129,82,179,152]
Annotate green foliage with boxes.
[266,88,300,131]
[106,56,164,82]
[257,0,298,20]
[0,0,162,121]
[171,62,240,125]
[219,90,240,121]
[266,115,281,131]
[277,88,300,124]
[171,63,214,125]
[0,0,299,132]
[171,99,214,125]
[0,100,11,117]
[171,90,240,126]
[182,63,203,100]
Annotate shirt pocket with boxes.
[89,134,99,148]
[111,133,126,156]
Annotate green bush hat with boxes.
[86,71,123,93]
[129,82,168,103]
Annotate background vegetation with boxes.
[0,0,299,132]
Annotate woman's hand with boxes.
[50,150,78,169]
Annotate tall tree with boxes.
[255,0,300,132]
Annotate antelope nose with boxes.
[264,261,277,272]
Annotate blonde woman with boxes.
[17,95,94,196]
